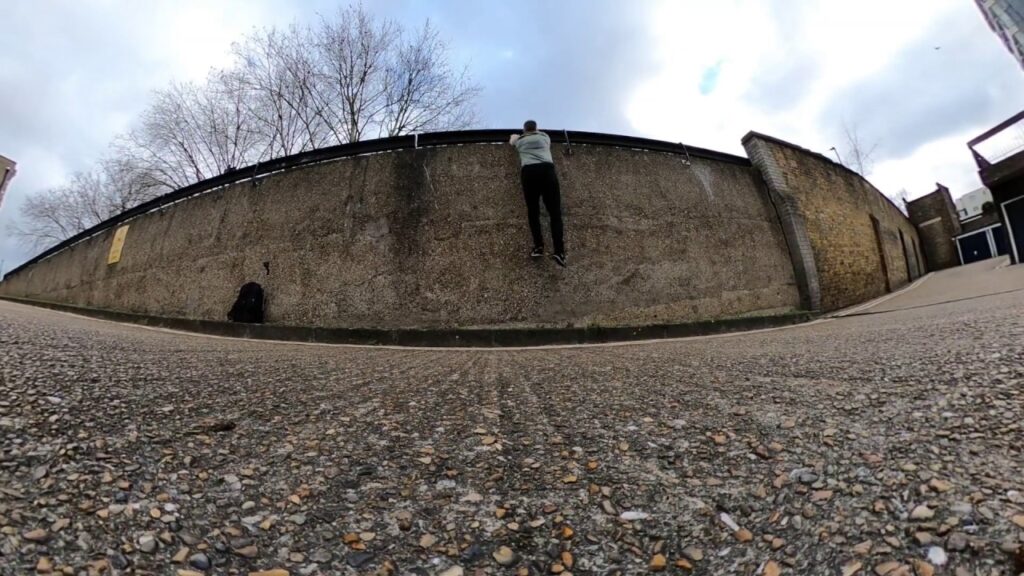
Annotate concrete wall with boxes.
[0,142,802,329]
[907,184,962,271]
[744,133,923,312]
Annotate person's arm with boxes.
[509,133,520,145]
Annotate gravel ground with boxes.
[2,260,1024,576]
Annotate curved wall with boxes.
[743,132,925,312]
[0,140,802,329]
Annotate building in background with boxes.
[909,183,1011,268]
[908,184,962,270]
[952,186,1010,264]
[968,109,1024,265]
[954,186,993,220]
[975,0,1024,69]
[0,155,16,212]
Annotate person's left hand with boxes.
[509,134,520,145]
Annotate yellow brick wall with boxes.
[747,134,923,312]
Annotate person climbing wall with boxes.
[510,120,566,267]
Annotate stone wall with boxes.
[743,133,923,312]
[0,141,802,330]
[907,185,962,271]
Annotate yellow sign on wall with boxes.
[107,225,130,264]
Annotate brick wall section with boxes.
[743,132,924,312]
[743,139,822,311]
[907,185,962,270]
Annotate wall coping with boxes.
[742,136,823,311]
[0,296,814,348]
[741,131,908,217]
[3,129,750,282]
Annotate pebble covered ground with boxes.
[1,260,1024,576]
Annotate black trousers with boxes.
[520,162,565,254]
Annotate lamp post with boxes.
[828,147,844,165]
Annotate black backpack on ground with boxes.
[227,282,265,324]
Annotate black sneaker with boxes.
[552,253,567,267]
[530,246,544,258]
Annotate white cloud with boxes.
[625,1,776,152]
[872,131,990,200]
[625,0,1012,200]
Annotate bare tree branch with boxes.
[7,157,167,250]
[9,3,480,250]
[840,120,880,177]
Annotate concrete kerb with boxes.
[826,272,933,318]
[0,295,816,350]
[0,268,940,351]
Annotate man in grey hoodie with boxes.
[510,120,566,267]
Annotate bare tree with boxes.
[840,120,880,177]
[312,6,399,143]
[123,74,263,189]
[9,155,168,249]
[98,156,166,214]
[887,188,909,216]
[379,22,479,137]
[126,3,479,181]
[229,25,330,157]
[246,4,479,145]
[10,3,480,249]
[9,175,99,249]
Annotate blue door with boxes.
[993,225,1009,256]
[957,231,992,265]
[1006,199,1024,264]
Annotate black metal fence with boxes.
[3,129,749,280]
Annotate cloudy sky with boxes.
[1,0,1023,271]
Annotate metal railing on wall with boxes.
[968,109,1024,168]
[2,129,750,280]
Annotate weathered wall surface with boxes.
[0,142,802,329]
[907,185,963,271]
[744,133,923,312]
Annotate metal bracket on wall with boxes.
[251,162,263,189]
[564,129,573,156]
[679,142,692,166]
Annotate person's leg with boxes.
[521,166,544,252]
[540,164,565,256]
